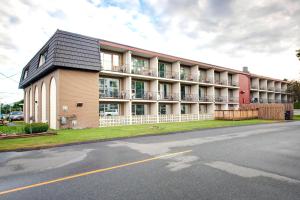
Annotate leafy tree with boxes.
[0,99,23,114]
[287,80,300,102]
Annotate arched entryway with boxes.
[41,82,47,122]
[34,86,39,122]
[49,77,57,129]
[29,88,32,122]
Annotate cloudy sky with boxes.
[0,0,299,104]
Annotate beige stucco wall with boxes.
[23,69,99,129]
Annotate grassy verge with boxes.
[0,121,25,134]
[0,119,276,152]
[293,115,300,120]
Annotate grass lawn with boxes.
[293,115,300,120]
[0,121,25,134]
[0,119,276,152]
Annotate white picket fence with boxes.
[99,114,213,127]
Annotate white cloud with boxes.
[0,0,299,104]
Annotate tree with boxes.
[287,80,300,102]
[297,49,300,60]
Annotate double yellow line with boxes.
[0,149,192,196]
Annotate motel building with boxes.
[19,30,293,129]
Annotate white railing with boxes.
[99,114,214,127]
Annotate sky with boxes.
[0,0,299,104]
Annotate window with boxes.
[180,67,187,80]
[158,62,166,78]
[99,103,119,116]
[214,72,220,83]
[132,104,145,115]
[228,89,234,97]
[181,104,189,114]
[100,51,121,70]
[38,48,48,67]
[159,104,166,114]
[228,74,233,85]
[132,57,149,74]
[99,78,120,98]
[23,69,28,80]
[132,80,145,99]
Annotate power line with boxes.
[0,72,19,83]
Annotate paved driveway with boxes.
[0,121,300,200]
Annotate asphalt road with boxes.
[0,121,300,200]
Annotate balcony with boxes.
[275,99,281,103]
[199,76,214,84]
[275,88,281,92]
[181,94,198,101]
[267,87,275,91]
[158,92,179,101]
[131,68,157,77]
[214,96,227,103]
[180,73,198,82]
[251,84,258,89]
[132,91,157,100]
[100,90,129,99]
[214,79,227,85]
[228,97,239,103]
[228,81,239,87]
[259,98,268,103]
[259,86,267,90]
[158,71,179,80]
[281,89,287,93]
[268,99,275,103]
[199,95,214,102]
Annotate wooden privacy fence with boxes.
[239,103,293,120]
[215,110,258,120]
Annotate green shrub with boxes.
[24,123,49,134]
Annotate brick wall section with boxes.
[58,69,99,128]
[24,69,99,129]
[239,74,251,104]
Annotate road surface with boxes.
[0,121,300,200]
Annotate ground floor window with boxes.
[132,104,145,115]
[181,104,190,114]
[100,103,119,116]
[159,104,166,114]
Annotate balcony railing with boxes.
[214,96,227,103]
[199,76,214,84]
[158,92,179,101]
[259,86,267,90]
[275,99,281,103]
[228,97,239,103]
[181,73,198,82]
[158,71,179,79]
[214,79,227,85]
[268,87,275,91]
[99,90,130,99]
[251,84,258,89]
[228,81,239,87]
[275,88,281,92]
[181,94,198,101]
[132,91,157,100]
[100,63,130,73]
[268,99,275,103]
[131,68,157,77]
[199,95,214,102]
[259,98,268,103]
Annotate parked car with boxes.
[9,111,24,121]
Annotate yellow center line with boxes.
[0,149,192,196]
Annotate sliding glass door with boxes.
[99,78,120,98]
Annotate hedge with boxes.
[24,123,49,134]
[294,102,300,109]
